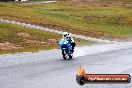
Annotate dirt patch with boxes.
[53,24,131,41]
[16,32,32,39]
[16,32,60,45]
[47,38,60,43]
[0,39,59,51]
[41,24,110,38]
[24,38,60,45]
[73,0,132,7]
[24,39,47,45]
[0,41,23,50]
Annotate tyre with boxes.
[62,50,67,59]
[69,54,73,59]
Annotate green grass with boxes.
[0,0,131,54]
[0,22,94,54]
[0,22,60,54]
[32,1,132,38]
[0,1,131,39]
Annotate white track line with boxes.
[0,19,119,43]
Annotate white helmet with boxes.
[68,34,71,37]
[63,32,69,38]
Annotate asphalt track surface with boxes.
[0,42,132,88]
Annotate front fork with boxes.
[67,44,72,55]
[61,44,72,55]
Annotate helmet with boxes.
[63,32,69,38]
[68,34,71,38]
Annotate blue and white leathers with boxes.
[59,40,72,55]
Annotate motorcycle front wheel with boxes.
[69,54,73,59]
[62,50,68,59]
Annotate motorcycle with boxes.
[59,40,73,59]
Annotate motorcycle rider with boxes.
[61,32,76,52]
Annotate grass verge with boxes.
[0,22,94,54]
[0,1,132,41]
